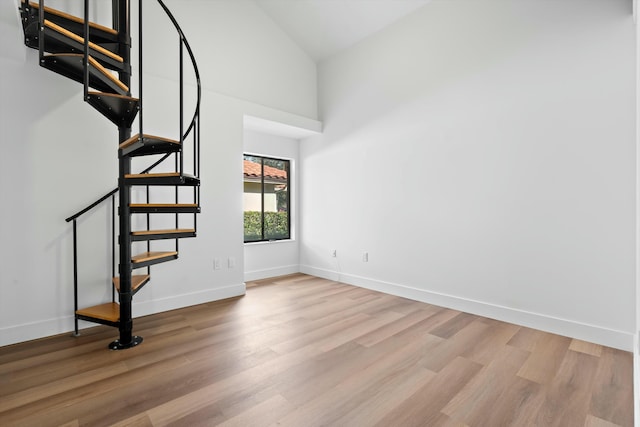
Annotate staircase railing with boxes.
[135,0,202,242]
[62,0,201,335]
[156,0,202,152]
[65,190,118,335]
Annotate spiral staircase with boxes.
[19,0,201,349]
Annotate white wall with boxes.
[634,1,639,423]
[0,0,317,346]
[243,129,300,281]
[143,0,317,120]
[300,0,636,350]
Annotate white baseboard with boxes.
[0,315,77,348]
[300,264,634,352]
[0,283,246,348]
[244,265,300,282]
[132,283,246,318]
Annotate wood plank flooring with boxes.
[0,274,633,426]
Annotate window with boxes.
[243,154,290,242]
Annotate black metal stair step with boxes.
[20,1,119,47]
[119,134,181,158]
[76,302,119,327]
[131,251,178,269]
[86,92,139,128]
[131,228,196,242]
[124,173,200,187]
[129,203,200,214]
[41,54,128,95]
[113,274,150,296]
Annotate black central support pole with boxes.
[110,0,141,350]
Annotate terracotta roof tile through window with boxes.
[243,160,287,181]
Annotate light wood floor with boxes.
[0,274,633,426]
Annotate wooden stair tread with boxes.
[132,229,195,236]
[124,173,198,187]
[129,203,200,214]
[113,275,150,292]
[132,251,178,263]
[26,1,117,36]
[87,91,137,101]
[120,134,180,149]
[130,203,198,208]
[125,172,181,179]
[44,19,123,63]
[76,302,119,322]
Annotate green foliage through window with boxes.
[244,211,289,241]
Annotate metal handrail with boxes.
[156,0,202,143]
[65,152,172,222]
[65,188,118,222]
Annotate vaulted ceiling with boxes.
[254,0,432,62]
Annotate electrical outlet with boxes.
[332,249,337,257]
[214,258,221,270]
[363,252,368,262]
[228,257,236,269]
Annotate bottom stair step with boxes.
[76,302,119,324]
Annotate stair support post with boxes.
[110,153,142,350]
[109,0,142,350]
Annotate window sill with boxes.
[244,239,295,246]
